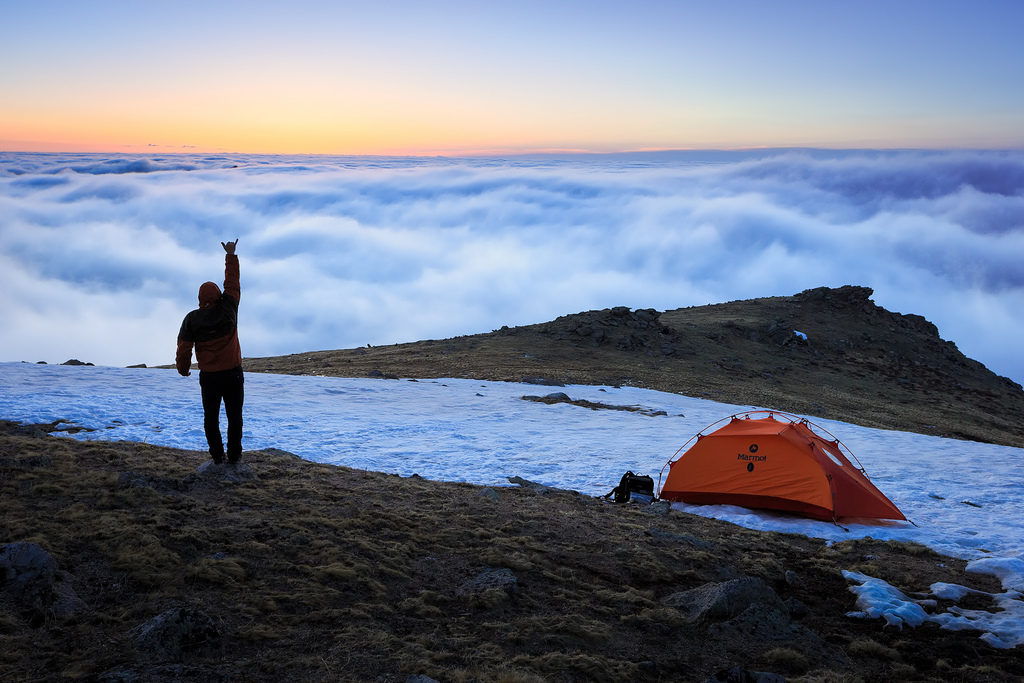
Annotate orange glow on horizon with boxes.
[4,110,1023,157]
[5,77,1024,157]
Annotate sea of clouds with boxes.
[2,149,1023,383]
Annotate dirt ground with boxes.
[1,425,1022,682]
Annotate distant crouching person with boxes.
[176,240,244,464]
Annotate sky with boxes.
[3,1,1024,154]
[2,363,1022,647]
[3,3,1024,381]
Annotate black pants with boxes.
[199,366,244,463]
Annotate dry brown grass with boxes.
[755,647,811,675]
[1,428,1023,682]
[847,639,902,662]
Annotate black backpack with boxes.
[606,471,655,503]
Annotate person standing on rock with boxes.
[176,240,244,465]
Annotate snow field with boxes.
[1,362,1022,647]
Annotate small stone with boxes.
[456,568,518,599]
[0,542,57,606]
[130,608,221,662]
[785,597,810,619]
[661,577,785,624]
[521,376,564,387]
[52,579,89,619]
[506,476,551,493]
[644,501,671,516]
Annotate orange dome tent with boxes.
[659,411,905,523]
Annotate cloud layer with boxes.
[2,150,1024,384]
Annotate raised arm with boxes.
[222,239,240,302]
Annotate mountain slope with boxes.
[245,286,1024,448]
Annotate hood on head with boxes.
[198,281,221,309]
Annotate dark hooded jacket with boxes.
[176,254,241,375]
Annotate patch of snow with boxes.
[844,570,1024,649]
[967,556,1024,592]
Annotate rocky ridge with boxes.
[244,286,1024,448]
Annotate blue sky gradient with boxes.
[3,1,1023,152]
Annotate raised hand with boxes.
[221,239,238,255]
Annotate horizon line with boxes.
[5,144,1024,158]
